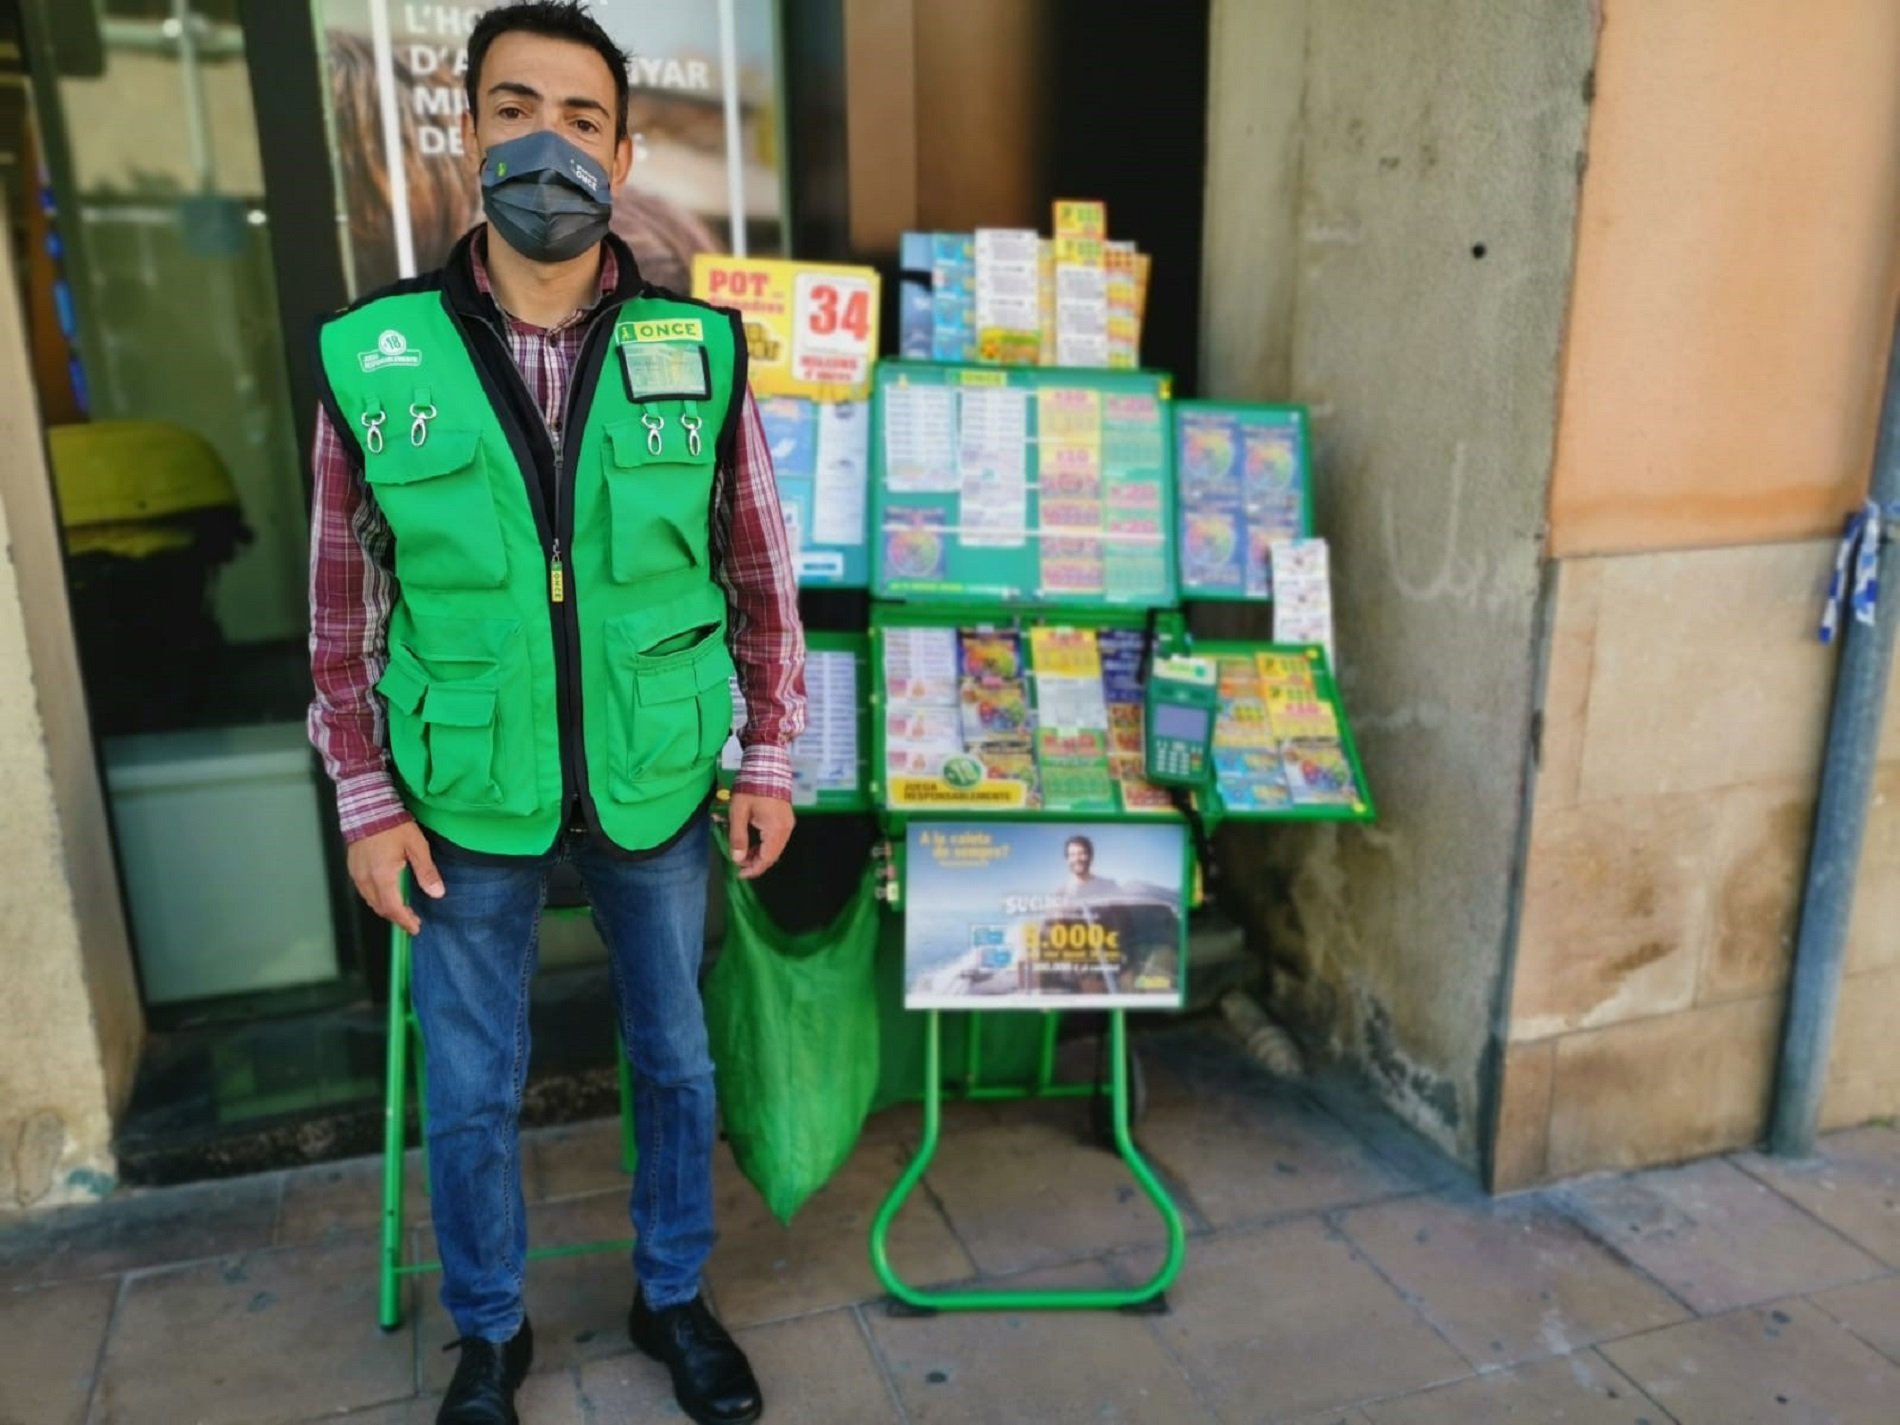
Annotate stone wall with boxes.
[1494,547,1900,1187]
[1492,0,1900,1188]
[1200,0,1596,1165]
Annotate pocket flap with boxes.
[374,649,428,715]
[620,582,729,655]
[604,415,717,470]
[362,427,481,486]
[420,682,498,727]
[632,630,734,707]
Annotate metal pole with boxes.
[1769,305,1900,1157]
[368,0,416,277]
[170,0,215,193]
[716,0,748,256]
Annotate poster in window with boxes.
[314,0,784,295]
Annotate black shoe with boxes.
[628,1290,762,1425]
[437,1318,534,1425]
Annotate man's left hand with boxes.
[726,793,795,879]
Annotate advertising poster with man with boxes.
[904,822,1187,1010]
[315,0,783,295]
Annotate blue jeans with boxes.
[410,813,715,1342]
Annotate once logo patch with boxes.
[359,329,422,372]
[617,318,705,344]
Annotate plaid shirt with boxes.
[307,235,805,843]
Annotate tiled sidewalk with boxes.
[3,1027,1898,1423]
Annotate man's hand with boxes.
[346,820,444,935]
[726,793,794,880]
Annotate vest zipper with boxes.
[457,289,665,848]
[551,308,618,836]
[448,295,610,845]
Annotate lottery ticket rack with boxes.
[843,360,1376,1315]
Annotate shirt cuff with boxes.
[336,770,413,843]
[733,744,794,802]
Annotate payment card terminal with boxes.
[1143,655,1219,787]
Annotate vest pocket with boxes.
[377,618,535,814]
[600,416,717,584]
[604,604,736,801]
[362,429,509,590]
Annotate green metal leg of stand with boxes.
[378,923,412,1332]
[870,1010,1187,1312]
[377,910,640,1332]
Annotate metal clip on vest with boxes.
[680,409,704,458]
[409,401,438,448]
[641,410,666,455]
[360,404,387,455]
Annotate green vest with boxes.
[317,286,741,855]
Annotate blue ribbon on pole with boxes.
[1820,500,1897,644]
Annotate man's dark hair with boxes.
[466,1,632,139]
[1066,836,1095,856]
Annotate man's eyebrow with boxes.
[560,95,611,117]
[488,81,542,102]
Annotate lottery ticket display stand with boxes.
[852,360,1375,1313]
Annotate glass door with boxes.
[9,0,351,1017]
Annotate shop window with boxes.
[8,0,345,1015]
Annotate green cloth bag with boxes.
[706,860,882,1223]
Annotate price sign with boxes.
[692,255,881,402]
[793,270,876,392]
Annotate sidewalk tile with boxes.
[1732,1126,1900,1267]
[276,1151,429,1244]
[1559,1157,1883,1313]
[1808,1274,1900,1366]
[0,1277,118,1425]
[704,1140,974,1328]
[570,1352,679,1424]
[415,1191,635,1394]
[1359,1351,1666,1423]
[1125,1218,1469,1421]
[92,1238,412,1424]
[1278,1412,1374,1425]
[1336,1194,1684,1367]
[581,1308,900,1423]
[866,1261,1214,1423]
[1600,1297,1900,1424]
[1138,1080,1416,1228]
[526,1117,631,1202]
[0,1174,279,1287]
[921,1117,1179,1275]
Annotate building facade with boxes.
[3,0,1896,1209]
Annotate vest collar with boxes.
[440,226,645,323]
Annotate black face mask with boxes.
[478,130,614,264]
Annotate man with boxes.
[306,6,801,1423]
[1050,836,1126,995]
[1062,835,1120,903]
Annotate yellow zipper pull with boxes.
[550,541,566,604]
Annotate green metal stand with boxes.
[869,1009,1187,1313]
[377,905,639,1332]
